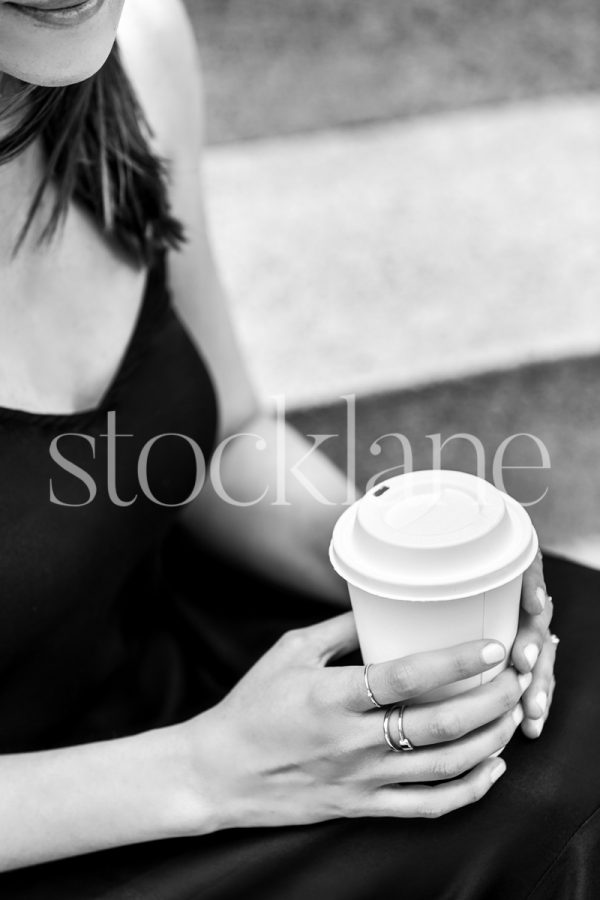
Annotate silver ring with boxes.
[397,704,415,752]
[550,633,560,646]
[364,664,383,709]
[383,706,402,752]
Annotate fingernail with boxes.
[490,760,507,784]
[518,672,533,692]
[530,718,544,738]
[481,642,505,664]
[512,704,524,726]
[536,691,547,716]
[524,644,540,669]
[535,587,546,611]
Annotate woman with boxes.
[0,1,596,897]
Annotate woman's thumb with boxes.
[277,612,359,666]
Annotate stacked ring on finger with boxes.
[396,705,415,751]
[383,705,415,752]
[364,664,384,709]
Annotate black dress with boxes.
[0,253,599,899]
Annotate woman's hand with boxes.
[181,614,529,831]
[512,549,558,739]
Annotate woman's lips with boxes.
[5,0,106,27]
[9,0,91,9]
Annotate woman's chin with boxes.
[22,67,107,87]
[0,0,124,88]
[2,47,114,87]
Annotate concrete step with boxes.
[205,95,600,406]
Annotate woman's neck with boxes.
[0,73,46,259]
[0,70,26,130]
[0,148,46,262]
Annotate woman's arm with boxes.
[0,624,528,871]
[119,0,354,601]
[181,411,355,601]
[0,724,214,872]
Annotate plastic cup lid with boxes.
[329,470,538,601]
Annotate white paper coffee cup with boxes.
[329,470,539,702]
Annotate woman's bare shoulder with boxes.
[116,0,205,160]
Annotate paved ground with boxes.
[205,95,600,405]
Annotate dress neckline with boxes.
[0,253,165,429]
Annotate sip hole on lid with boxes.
[373,486,390,497]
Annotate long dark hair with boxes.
[0,42,186,267]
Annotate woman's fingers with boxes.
[545,675,557,722]
[340,639,507,713]
[521,675,556,740]
[379,667,531,748]
[365,757,506,819]
[511,593,554,674]
[374,705,521,784]
[520,549,548,616]
[521,635,558,738]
